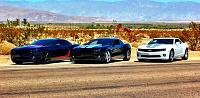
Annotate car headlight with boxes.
[160,48,166,51]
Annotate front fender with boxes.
[123,44,131,51]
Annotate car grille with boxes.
[141,55,161,57]
[12,50,32,55]
[138,49,165,52]
[74,48,96,55]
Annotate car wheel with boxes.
[35,52,49,64]
[182,49,188,60]
[43,52,49,63]
[138,59,145,62]
[14,61,23,64]
[103,51,111,63]
[123,50,131,61]
[168,50,174,62]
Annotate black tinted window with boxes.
[86,39,113,46]
[114,40,120,45]
[175,39,182,44]
[31,40,57,46]
[57,40,72,46]
[148,39,174,44]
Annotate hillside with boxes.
[0,5,112,23]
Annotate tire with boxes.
[182,49,188,60]
[103,51,111,63]
[168,50,174,62]
[138,59,145,62]
[35,52,49,64]
[13,61,23,64]
[123,50,131,61]
[72,60,79,64]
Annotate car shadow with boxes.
[11,60,71,65]
[72,59,125,64]
[134,59,184,63]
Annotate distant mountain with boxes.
[0,5,112,23]
[0,0,200,21]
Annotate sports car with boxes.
[137,38,189,62]
[72,38,131,63]
[11,38,78,64]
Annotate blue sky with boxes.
[152,0,200,2]
[4,0,200,2]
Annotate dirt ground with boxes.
[1,62,200,98]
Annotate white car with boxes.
[137,38,189,62]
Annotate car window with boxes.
[148,39,174,44]
[114,40,120,45]
[31,40,57,46]
[57,40,72,46]
[85,39,113,46]
[119,40,124,44]
[175,39,182,44]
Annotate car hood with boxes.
[138,44,173,49]
[13,45,46,50]
[74,44,108,49]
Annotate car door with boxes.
[54,40,70,57]
[175,39,184,56]
[112,39,123,56]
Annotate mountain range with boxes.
[0,0,200,22]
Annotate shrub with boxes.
[0,41,16,55]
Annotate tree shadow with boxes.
[72,59,125,64]
[11,60,71,65]
[134,59,184,63]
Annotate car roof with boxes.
[153,38,179,39]
[94,38,120,40]
[39,38,66,41]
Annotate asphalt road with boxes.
[1,61,200,98]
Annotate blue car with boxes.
[11,38,78,64]
[72,38,131,63]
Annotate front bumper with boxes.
[137,51,170,60]
[11,53,42,62]
[73,51,105,61]
[73,55,102,61]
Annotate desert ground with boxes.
[0,60,200,98]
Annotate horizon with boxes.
[1,0,200,22]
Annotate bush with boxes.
[0,41,16,55]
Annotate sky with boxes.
[4,0,200,2]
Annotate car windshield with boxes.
[148,39,174,44]
[85,39,113,46]
[31,40,56,46]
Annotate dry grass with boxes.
[0,41,16,55]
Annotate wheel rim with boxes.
[105,51,111,62]
[170,51,174,61]
[126,50,131,59]
[185,50,188,58]
[44,52,49,61]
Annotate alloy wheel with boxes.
[105,51,111,63]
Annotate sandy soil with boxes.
[1,63,200,98]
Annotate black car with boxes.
[72,38,131,63]
[11,38,78,64]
